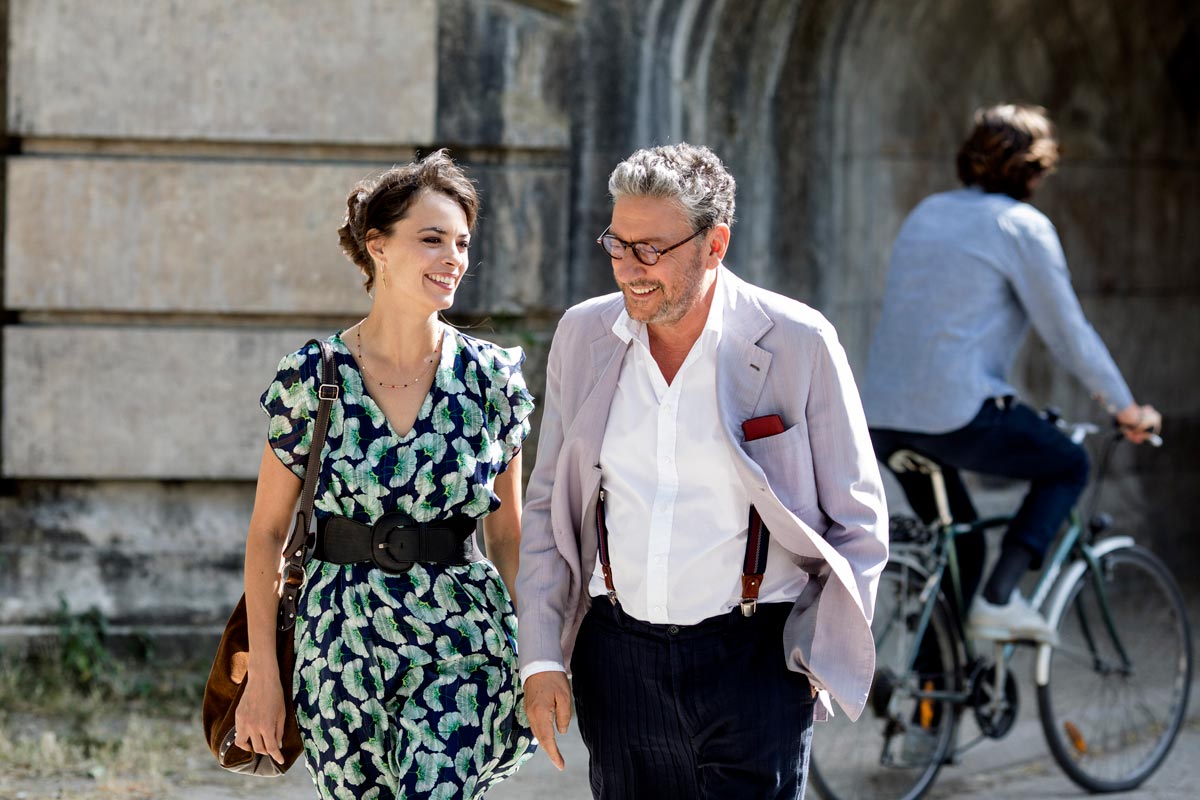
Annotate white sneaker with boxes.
[967,594,1058,645]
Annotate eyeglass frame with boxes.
[596,224,711,266]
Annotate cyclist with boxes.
[861,104,1160,644]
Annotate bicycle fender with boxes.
[1034,536,1135,686]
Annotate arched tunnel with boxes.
[568,0,1199,579]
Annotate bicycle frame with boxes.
[816,430,1185,800]
[1033,533,1136,686]
[898,471,1140,707]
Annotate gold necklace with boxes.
[355,324,442,390]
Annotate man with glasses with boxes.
[515,143,887,798]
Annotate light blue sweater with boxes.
[862,188,1133,434]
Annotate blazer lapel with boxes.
[561,297,629,455]
[716,269,774,430]
[573,332,628,459]
[568,329,628,573]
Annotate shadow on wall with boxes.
[569,0,1199,571]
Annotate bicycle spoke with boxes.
[1038,546,1192,792]
[812,564,960,800]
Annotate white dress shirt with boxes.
[590,274,809,624]
[520,273,810,683]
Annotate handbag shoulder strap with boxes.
[296,339,338,526]
[278,338,339,631]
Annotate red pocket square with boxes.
[742,414,785,441]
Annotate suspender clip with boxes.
[607,590,618,606]
[740,598,757,617]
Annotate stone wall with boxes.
[1,0,1197,637]
[0,0,573,635]
[571,0,1200,574]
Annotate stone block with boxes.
[0,481,255,553]
[2,326,323,479]
[0,481,252,626]
[7,0,437,144]
[436,0,572,149]
[2,319,554,481]
[5,157,371,315]
[456,163,571,313]
[0,542,245,626]
[5,156,569,316]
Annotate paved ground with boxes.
[3,690,1196,799]
[182,715,1200,799]
[4,722,1199,800]
[9,717,1195,800]
[502,716,1200,800]
[224,716,1199,800]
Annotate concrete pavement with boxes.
[161,711,1200,799]
[9,688,1192,799]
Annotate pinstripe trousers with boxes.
[571,600,815,799]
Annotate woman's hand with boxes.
[237,443,303,765]
[1116,402,1162,444]
[233,668,287,765]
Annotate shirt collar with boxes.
[611,267,726,350]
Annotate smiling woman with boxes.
[231,150,537,798]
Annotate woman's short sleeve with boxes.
[487,346,535,471]
[259,344,321,480]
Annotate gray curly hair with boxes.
[607,143,736,231]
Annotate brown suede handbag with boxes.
[202,339,338,776]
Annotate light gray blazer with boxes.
[516,267,888,720]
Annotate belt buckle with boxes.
[371,512,416,573]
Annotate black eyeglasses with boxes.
[596,225,710,266]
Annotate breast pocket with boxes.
[742,423,818,514]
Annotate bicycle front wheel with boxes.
[811,559,961,800]
[1038,544,1193,792]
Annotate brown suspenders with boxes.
[595,489,770,617]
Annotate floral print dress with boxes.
[260,328,537,799]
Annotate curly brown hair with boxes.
[956,104,1060,200]
[337,149,479,294]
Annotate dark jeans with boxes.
[571,600,814,799]
[870,398,1090,609]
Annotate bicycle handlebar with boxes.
[1051,415,1163,448]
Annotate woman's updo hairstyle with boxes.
[337,149,479,293]
[956,104,1060,201]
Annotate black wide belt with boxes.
[315,512,478,573]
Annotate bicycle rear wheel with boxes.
[1038,544,1192,792]
[811,560,961,800]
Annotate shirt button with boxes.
[663,456,673,464]
[654,606,662,613]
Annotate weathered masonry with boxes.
[0,0,1196,639]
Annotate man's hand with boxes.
[1116,403,1162,444]
[524,670,572,771]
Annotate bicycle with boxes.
[810,417,1193,800]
